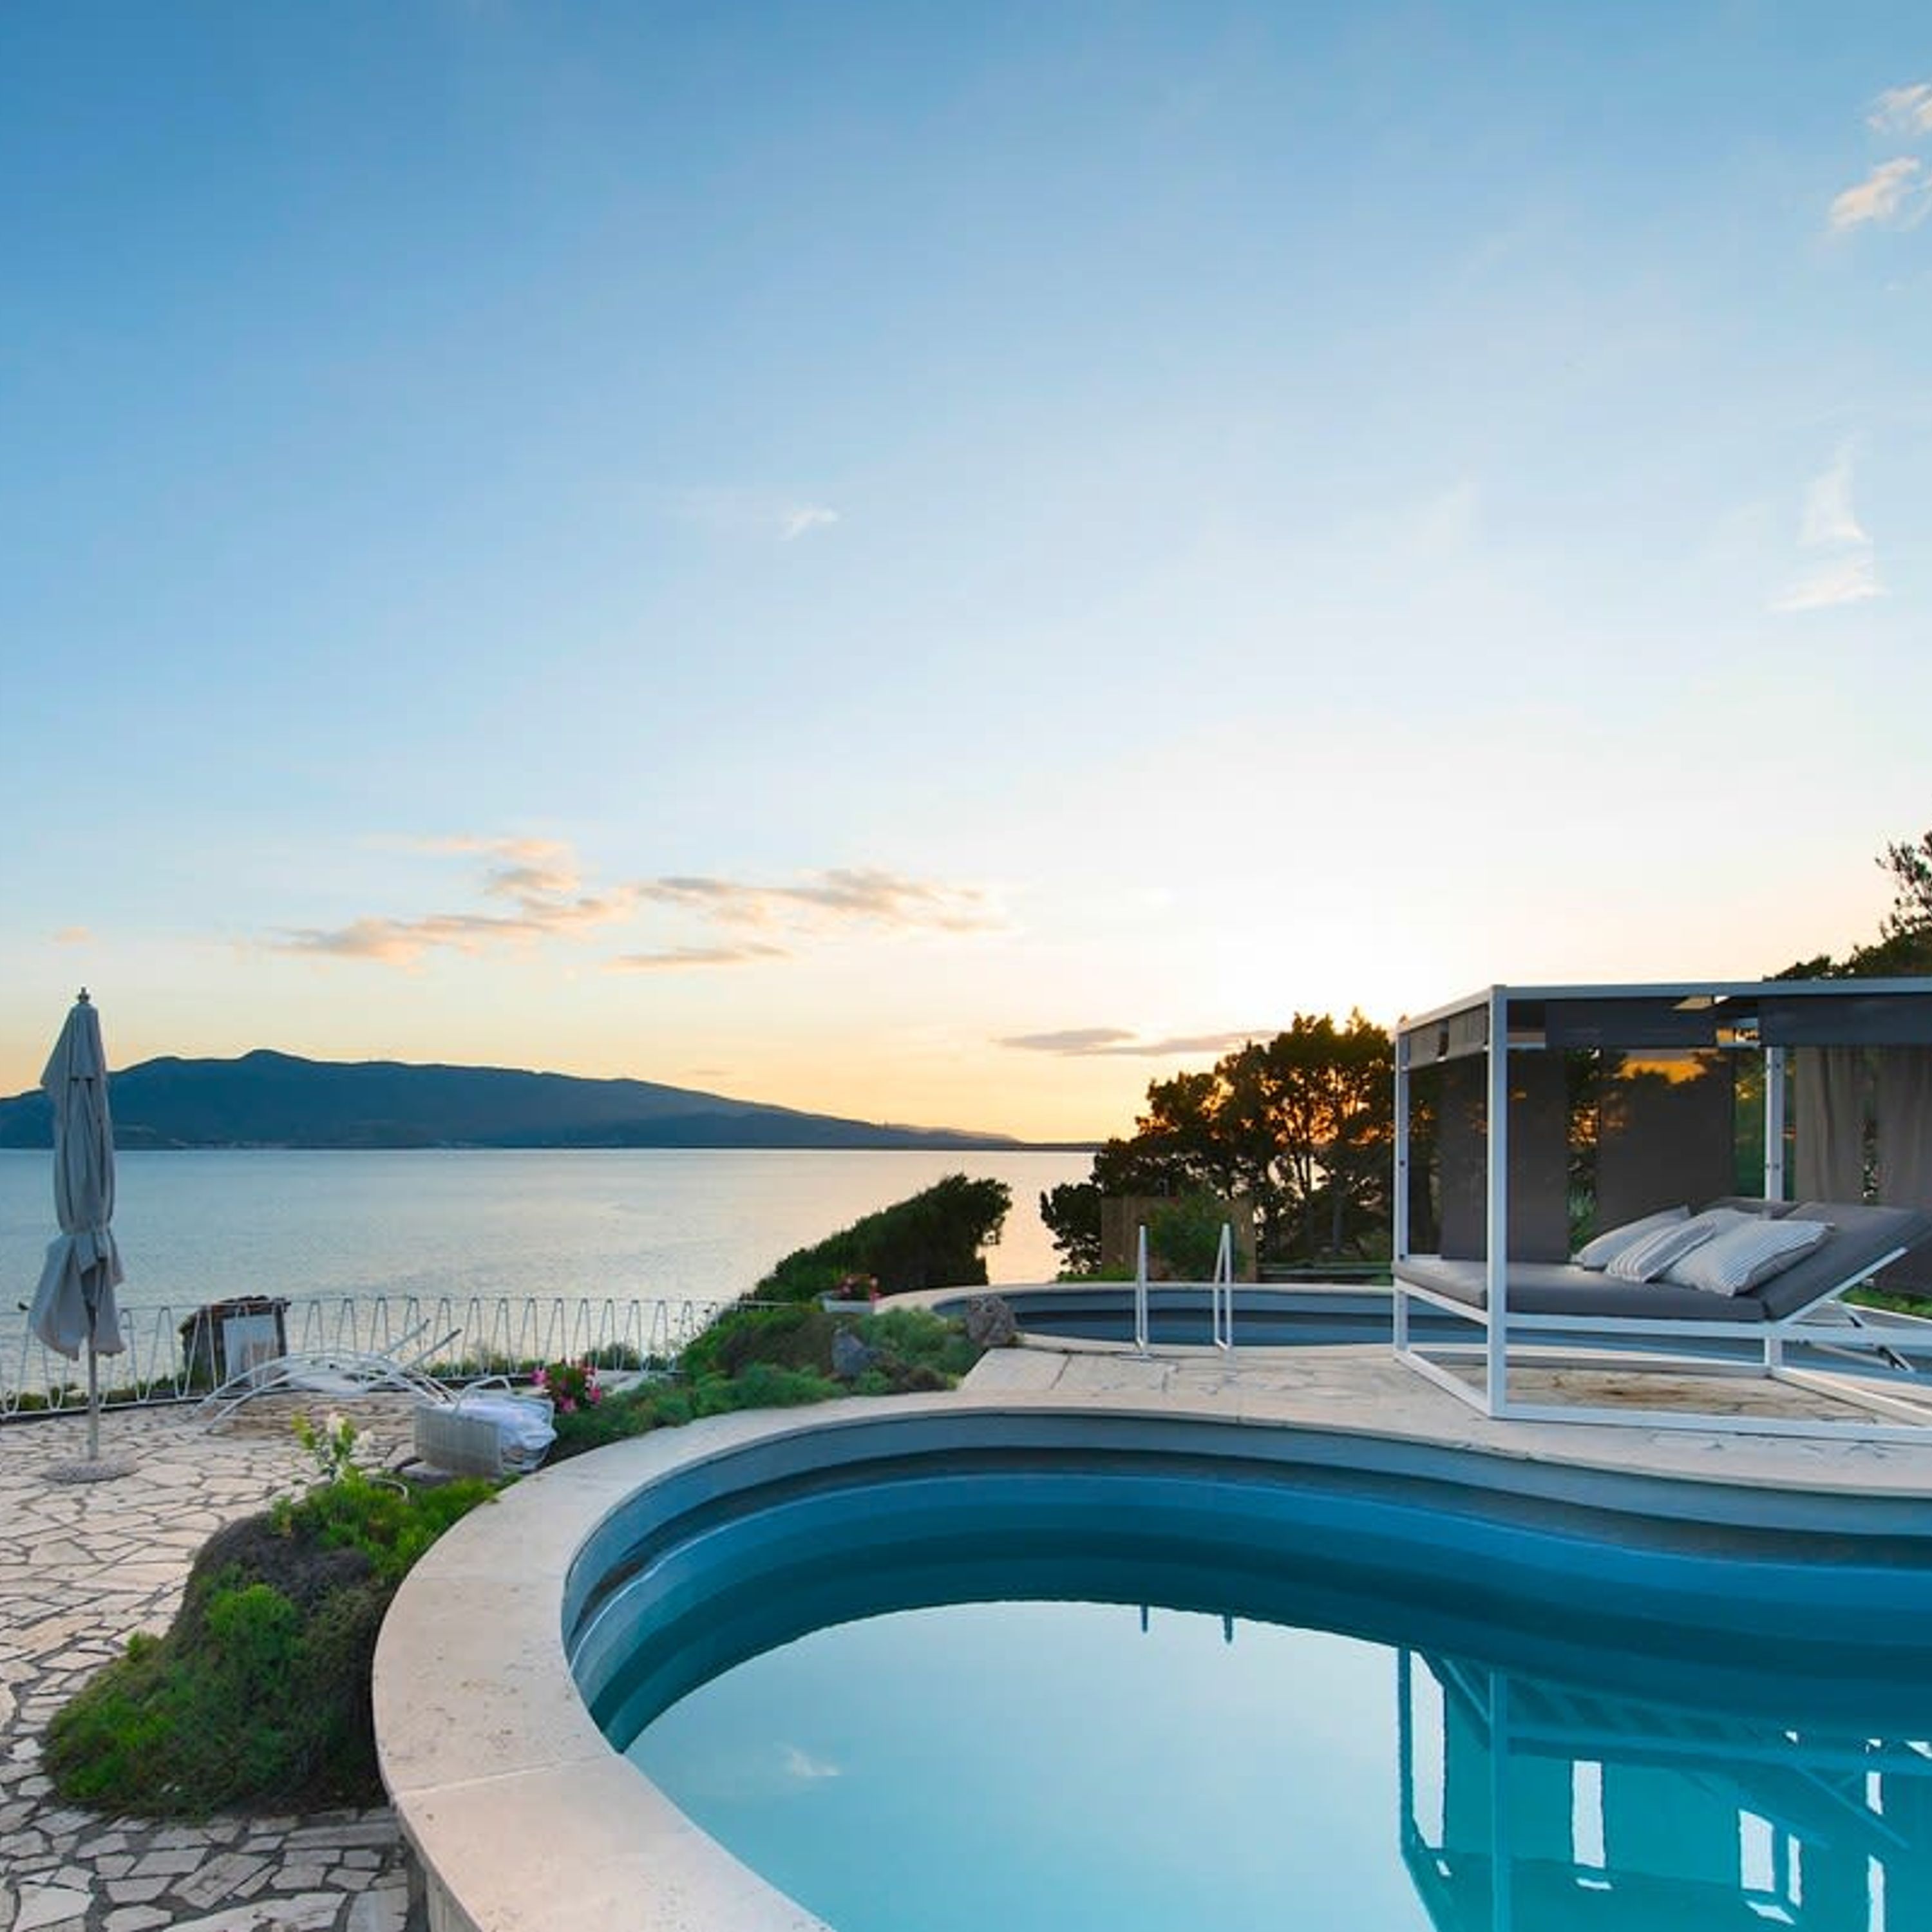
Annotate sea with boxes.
[0,1146,1091,1325]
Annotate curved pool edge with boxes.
[374,1381,1932,1932]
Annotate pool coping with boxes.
[374,1358,1932,1932]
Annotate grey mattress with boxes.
[1395,1200,1931,1325]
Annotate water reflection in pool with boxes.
[628,1595,1930,1932]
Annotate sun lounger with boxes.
[196,1323,462,1427]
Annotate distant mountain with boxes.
[0,1048,1026,1153]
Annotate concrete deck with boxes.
[966,1337,1932,1493]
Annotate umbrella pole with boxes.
[87,1340,100,1463]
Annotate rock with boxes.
[829,1329,876,1379]
[963,1295,1018,1349]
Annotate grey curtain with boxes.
[1595,1052,1736,1229]
[1794,1046,1870,1202]
[1876,1047,1932,1291]
[1437,1052,1569,1262]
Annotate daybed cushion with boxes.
[1605,1208,1750,1283]
[1751,1201,1932,1320]
[1698,1197,1796,1220]
[1663,1215,1830,1296]
[1396,1199,1932,1325]
[1573,1204,1688,1271]
[1394,1255,1770,1322]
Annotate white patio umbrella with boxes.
[26,989,128,1468]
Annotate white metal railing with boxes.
[0,1293,743,1420]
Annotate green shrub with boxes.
[549,1306,983,1461]
[46,1445,497,1818]
[681,1302,838,1379]
[862,1305,982,1383]
[1146,1193,1233,1279]
[273,1469,498,1587]
[755,1174,1011,1302]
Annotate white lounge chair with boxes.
[196,1320,461,1426]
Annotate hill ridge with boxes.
[0,1048,1024,1152]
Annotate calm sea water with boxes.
[0,1147,1090,1320]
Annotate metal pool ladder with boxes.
[1132,1222,1237,1354]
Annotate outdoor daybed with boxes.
[1393,978,1932,1437]
[1395,1200,1928,1329]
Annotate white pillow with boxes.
[1663,1217,1831,1296]
[1605,1208,1750,1283]
[1573,1205,1690,1271]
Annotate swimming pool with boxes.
[565,1420,1932,1931]
[376,1392,1932,1932]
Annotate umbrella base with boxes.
[44,1457,136,1484]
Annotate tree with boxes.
[1870,830,1932,971]
[1038,1013,1395,1269]
[1777,828,1932,979]
[1038,1180,1101,1274]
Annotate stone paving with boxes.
[1,1398,426,1932]
[965,1337,1932,1491]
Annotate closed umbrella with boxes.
[27,989,127,1467]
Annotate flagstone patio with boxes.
[1,1399,423,1932]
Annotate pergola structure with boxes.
[1392,977,1932,1435]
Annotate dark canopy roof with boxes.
[1399,978,1932,1064]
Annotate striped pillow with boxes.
[1573,1205,1690,1271]
[1605,1208,1750,1283]
[1664,1216,1831,1296]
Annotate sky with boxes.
[3,2,1929,1143]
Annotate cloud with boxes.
[1797,447,1868,549]
[1412,478,1479,558]
[605,943,790,972]
[270,842,999,969]
[271,834,639,963]
[1869,83,1932,138]
[638,868,1002,936]
[670,488,842,544]
[1830,156,1927,231]
[395,833,571,867]
[1770,552,1881,613]
[779,1745,840,1783]
[52,926,93,945]
[999,1027,1264,1058]
[1771,444,1882,614]
[274,911,564,964]
[779,504,840,541]
[1001,1027,1139,1054]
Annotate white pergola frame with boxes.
[1392,977,1932,1439]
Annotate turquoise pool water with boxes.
[580,1459,1932,1932]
